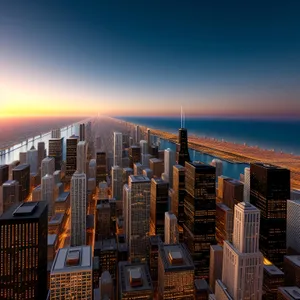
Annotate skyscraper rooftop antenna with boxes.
[183,111,185,128]
[181,106,183,128]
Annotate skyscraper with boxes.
[51,128,61,139]
[163,148,176,188]
[77,140,88,174]
[27,145,38,174]
[41,157,55,177]
[129,146,141,169]
[71,171,86,246]
[0,164,9,185]
[183,161,216,279]
[215,202,233,245]
[147,128,151,151]
[211,159,223,179]
[150,178,169,239]
[135,125,141,144]
[41,174,55,217]
[79,123,86,141]
[287,200,300,254]
[140,140,149,165]
[158,243,195,299]
[96,152,107,184]
[223,179,244,210]
[112,166,123,200]
[0,201,48,299]
[50,246,93,299]
[221,202,264,300]
[114,132,123,168]
[1,180,19,214]
[176,127,191,166]
[37,142,45,171]
[48,137,63,170]
[244,167,250,202]
[164,212,179,244]
[250,163,290,267]
[12,163,30,201]
[66,135,79,180]
[171,164,185,225]
[128,175,151,262]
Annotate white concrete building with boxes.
[77,141,88,174]
[163,148,176,188]
[41,174,55,216]
[41,157,55,177]
[244,167,250,202]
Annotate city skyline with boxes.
[1,1,300,118]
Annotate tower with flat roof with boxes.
[71,171,86,246]
[287,200,300,254]
[50,246,93,299]
[0,201,48,299]
[41,157,55,177]
[158,243,195,299]
[112,166,123,200]
[48,137,63,170]
[77,140,88,174]
[128,175,151,262]
[250,163,290,268]
[114,132,123,168]
[12,163,30,201]
[96,152,107,184]
[66,135,79,180]
[164,212,179,244]
[41,174,55,217]
[1,180,19,214]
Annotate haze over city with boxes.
[1,1,300,118]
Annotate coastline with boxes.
[121,119,300,189]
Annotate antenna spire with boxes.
[181,106,183,128]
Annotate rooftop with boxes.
[51,246,92,273]
[210,244,223,252]
[3,180,18,186]
[149,158,163,163]
[173,164,185,170]
[159,243,195,272]
[278,287,300,299]
[285,256,300,267]
[253,162,287,170]
[237,202,259,211]
[48,234,58,246]
[0,201,47,220]
[119,262,153,294]
[12,164,30,171]
[49,213,64,225]
[149,235,163,246]
[95,238,117,251]
[216,203,232,212]
[56,192,70,202]
[129,175,150,183]
[264,265,284,276]
[227,179,243,186]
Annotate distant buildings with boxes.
[41,174,55,216]
[113,132,123,168]
[50,246,93,299]
[48,137,63,170]
[0,201,48,299]
[176,127,191,166]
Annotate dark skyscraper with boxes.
[0,165,9,185]
[48,137,63,170]
[250,163,290,268]
[12,164,30,202]
[150,178,169,240]
[79,123,86,141]
[183,162,216,279]
[96,152,107,184]
[2,180,19,214]
[66,135,79,180]
[129,146,141,169]
[176,128,191,166]
[0,201,48,299]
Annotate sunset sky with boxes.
[1,1,300,118]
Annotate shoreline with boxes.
[121,119,300,189]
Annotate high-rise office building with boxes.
[223,179,244,210]
[209,245,223,293]
[96,152,107,184]
[50,246,93,299]
[96,201,111,240]
[41,157,55,177]
[79,123,86,141]
[291,189,300,200]
[221,202,264,300]
[48,137,63,170]
[149,158,164,178]
[215,203,233,245]
[89,159,96,179]
[176,127,191,166]
[51,128,61,139]
[123,184,131,239]
[118,261,153,299]
[158,243,195,299]
[250,163,290,268]
[0,201,48,299]
[123,167,133,186]
[0,164,9,185]
[140,140,149,166]
[66,135,79,180]
[147,128,151,150]
[263,264,284,300]
[171,164,185,224]
[163,148,176,188]
[164,212,179,244]
[12,163,30,201]
[27,145,38,174]
[1,180,19,213]
[277,286,300,299]
[149,235,163,284]
[244,167,250,202]
[135,125,141,144]
[211,159,223,179]
[287,200,300,254]
[71,171,86,246]
[19,151,27,164]
[129,146,141,169]
[284,255,300,287]
[77,140,88,174]
[112,166,123,200]
[99,271,114,300]
[217,175,230,201]
[128,175,151,262]
[114,132,123,168]
[150,178,169,239]
[41,174,55,217]
[37,142,45,171]
[183,162,216,279]
[133,162,144,176]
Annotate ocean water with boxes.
[119,116,300,155]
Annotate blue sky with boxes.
[1,1,300,117]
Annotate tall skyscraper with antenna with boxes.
[176,107,191,166]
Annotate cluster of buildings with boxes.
[0,118,300,299]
